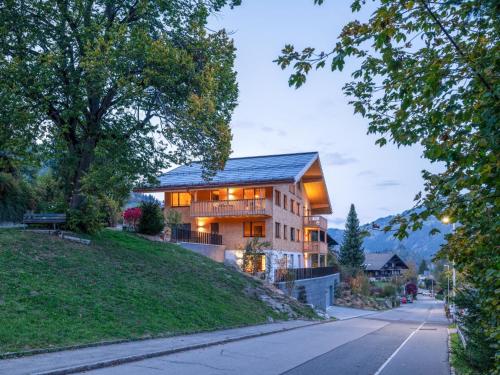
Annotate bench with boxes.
[23,213,67,230]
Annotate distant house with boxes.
[363,253,409,280]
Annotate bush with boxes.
[382,284,397,298]
[99,196,121,227]
[137,201,164,235]
[350,273,370,296]
[67,196,103,234]
[0,172,34,222]
[123,207,142,231]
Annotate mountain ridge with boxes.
[328,209,452,263]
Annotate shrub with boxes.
[382,284,397,298]
[297,285,307,303]
[67,196,103,234]
[99,196,121,227]
[350,273,370,296]
[0,172,34,222]
[137,201,164,235]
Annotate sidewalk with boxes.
[0,320,323,375]
[326,305,378,320]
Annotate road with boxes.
[84,296,449,375]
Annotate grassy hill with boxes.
[0,229,314,355]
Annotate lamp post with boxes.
[444,264,450,306]
[441,216,457,319]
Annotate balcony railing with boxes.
[274,266,339,282]
[303,215,328,229]
[190,198,271,217]
[171,228,222,245]
[303,241,327,253]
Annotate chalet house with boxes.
[137,152,332,278]
[363,253,409,280]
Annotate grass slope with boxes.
[0,229,306,354]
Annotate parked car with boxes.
[400,296,407,304]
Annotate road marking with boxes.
[373,321,425,375]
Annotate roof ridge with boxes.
[177,151,319,165]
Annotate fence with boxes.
[171,228,223,245]
[274,266,338,282]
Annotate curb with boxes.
[31,319,333,375]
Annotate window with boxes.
[283,225,288,240]
[283,195,288,210]
[210,223,219,234]
[296,203,300,216]
[290,199,295,214]
[297,229,301,242]
[275,190,281,206]
[171,192,191,207]
[243,188,265,199]
[275,222,281,238]
[320,230,326,242]
[309,230,319,242]
[298,255,302,268]
[211,190,220,201]
[290,226,295,241]
[290,254,294,268]
[243,221,265,237]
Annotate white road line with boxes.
[373,321,426,375]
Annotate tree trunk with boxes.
[69,138,96,210]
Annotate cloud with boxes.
[324,152,358,166]
[329,217,346,225]
[260,126,287,137]
[374,180,401,189]
[357,170,377,177]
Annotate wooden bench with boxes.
[23,213,67,230]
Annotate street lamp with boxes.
[444,264,450,306]
[441,216,457,320]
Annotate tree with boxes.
[137,200,164,235]
[418,259,428,275]
[338,204,365,269]
[276,1,498,370]
[0,0,240,215]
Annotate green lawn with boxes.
[0,229,312,354]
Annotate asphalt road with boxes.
[84,296,449,375]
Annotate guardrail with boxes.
[190,198,272,217]
[303,215,328,229]
[171,228,223,245]
[274,266,338,282]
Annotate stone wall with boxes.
[276,273,340,311]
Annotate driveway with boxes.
[82,296,449,375]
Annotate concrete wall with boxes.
[177,242,226,263]
[276,273,340,311]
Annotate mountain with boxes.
[328,210,452,263]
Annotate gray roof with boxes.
[149,152,319,190]
[363,253,408,271]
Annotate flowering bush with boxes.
[123,207,142,230]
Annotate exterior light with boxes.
[441,216,450,224]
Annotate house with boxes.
[363,253,409,280]
[136,152,332,274]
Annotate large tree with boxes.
[339,204,365,269]
[0,0,240,209]
[276,0,498,371]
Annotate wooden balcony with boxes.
[303,215,328,230]
[303,241,328,253]
[190,198,272,218]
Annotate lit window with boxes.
[244,188,266,199]
[171,192,191,207]
[243,221,266,237]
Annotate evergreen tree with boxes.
[418,259,428,275]
[339,204,365,269]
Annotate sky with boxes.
[206,0,442,228]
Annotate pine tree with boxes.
[418,259,428,275]
[339,204,365,269]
